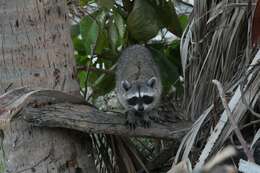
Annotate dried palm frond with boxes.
[181,0,256,121]
[177,0,259,166]
[92,134,150,173]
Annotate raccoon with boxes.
[116,45,162,129]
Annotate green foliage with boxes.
[80,15,99,55]
[147,0,183,37]
[93,71,115,96]
[71,0,189,101]
[78,70,88,89]
[95,30,109,54]
[73,37,87,56]
[108,19,120,53]
[79,0,94,6]
[127,0,161,42]
[71,24,80,38]
[179,15,189,30]
[97,0,114,9]
[148,42,182,93]
[127,0,183,42]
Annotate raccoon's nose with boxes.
[137,105,144,112]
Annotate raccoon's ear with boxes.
[147,77,156,88]
[121,80,131,91]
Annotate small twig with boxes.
[84,59,92,99]
[242,119,260,130]
[77,65,114,75]
[212,79,255,162]
[4,83,13,93]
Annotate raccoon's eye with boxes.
[127,97,138,106]
[143,96,154,104]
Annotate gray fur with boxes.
[116,45,162,128]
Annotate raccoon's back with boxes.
[116,45,160,83]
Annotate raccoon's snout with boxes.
[137,104,144,112]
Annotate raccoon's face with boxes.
[121,77,157,112]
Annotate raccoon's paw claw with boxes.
[125,121,137,130]
[149,115,160,122]
[141,120,151,128]
[149,111,160,122]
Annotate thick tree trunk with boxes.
[0,0,79,94]
[0,0,97,172]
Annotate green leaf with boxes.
[92,72,115,98]
[108,20,119,53]
[75,54,89,65]
[95,30,109,54]
[148,0,183,37]
[72,37,87,56]
[95,10,107,26]
[179,15,189,30]
[97,49,118,64]
[97,0,114,9]
[93,10,110,54]
[78,64,115,98]
[165,40,182,72]
[107,12,125,54]
[79,0,92,6]
[80,15,99,55]
[77,71,88,89]
[71,24,80,38]
[114,12,125,39]
[127,0,161,42]
[148,45,180,92]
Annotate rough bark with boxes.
[0,88,191,139]
[0,0,97,172]
[0,0,79,94]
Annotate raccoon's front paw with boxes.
[125,111,137,130]
[141,114,151,128]
[149,110,160,122]
[125,120,137,130]
[140,119,151,128]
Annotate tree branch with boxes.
[0,87,191,139]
